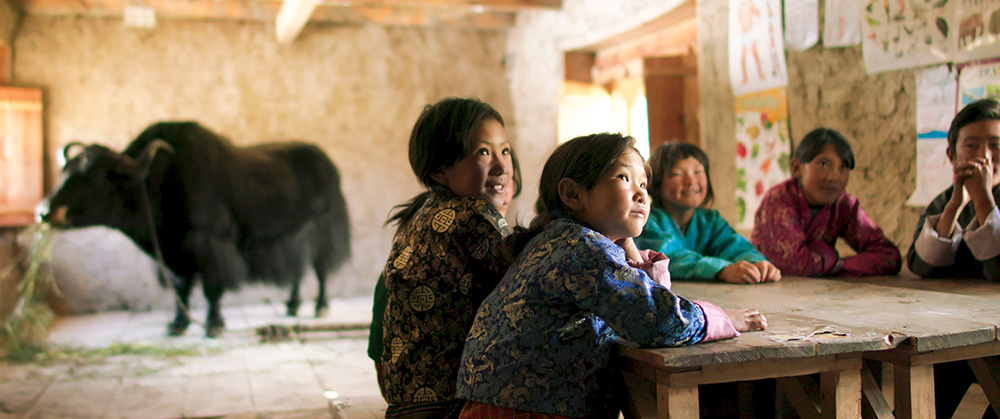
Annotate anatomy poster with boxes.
[861,0,954,73]
[824,0,863,47]
[954,0,1000,63]
[734,87,791,229]
[729,0,788,95]
[907,65,957,206]
[785,0,820,50]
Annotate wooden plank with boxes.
[662,355,859,387]
[893,364,934,419]
[275,0,319,43]
[867,340,1000,366]
[20,0,520,28]
[618,311,892,370]
[968,357,1000,418]
[821,367,862,419]
[658,383,698,419]
[672,277,1000,353]
[776,376,821,419]
[860,363,894,419]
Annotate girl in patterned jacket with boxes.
[378,97,522,418]
[456,133,766,418]
[751,128,901,276]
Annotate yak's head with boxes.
[36,140,174,228]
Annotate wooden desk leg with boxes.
[968,356,1000,418]
[821,368,862,419]
[657,383,698,418]
[893,364,935,419]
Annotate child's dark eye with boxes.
[502,148,511,155]
[616,173,628,181]
[475,148,489,156]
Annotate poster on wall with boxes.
[824,0,862,47]
[861,0,954,74]
[907,65,958,207]
[785,0,820,50]
[729,0,788,95]
[734,87,792,230]
[955,0,1000,63]
[958,59,1000,103]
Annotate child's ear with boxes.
[429,172,449,187]
[790,157,803,178]
[557,178,586,211]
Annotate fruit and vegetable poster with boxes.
[734,87,792,229]
[729,0,789,95]
[907,65,958,206]
[861,0,954,74]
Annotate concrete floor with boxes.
[0,296,993,418]
[0,296,386,418]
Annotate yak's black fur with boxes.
[41,121,351,337]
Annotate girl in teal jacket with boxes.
[637,142,781,283]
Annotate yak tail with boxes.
[326,164,351,275]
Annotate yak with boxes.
[38,121,351,338]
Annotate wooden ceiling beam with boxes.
[18,0,520,29]
[321,0,560,10]
[276,0,319,42]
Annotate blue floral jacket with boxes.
[456,216,707,417]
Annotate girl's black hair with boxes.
[386,97,521,227]
[948,99,1000,156]
[794,128,855,170]
[510,132,641,256]
[647,141,714,208]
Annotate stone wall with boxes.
[12,16,512,311]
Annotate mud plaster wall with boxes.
[698,0,921,258]
[12,16,512,312]
[1,0,18,80]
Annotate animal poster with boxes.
[954,0,1000,63]
[907,65,958,206]
[734,87,792,230]
[729,0,789,95]
[785,0,820,50]
[861,0,954,74]
[824,0,863,47]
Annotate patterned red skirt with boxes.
[459,401,577,419]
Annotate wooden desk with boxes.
[616,276,1000,419]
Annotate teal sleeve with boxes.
[638,209,730,281]
[703,211,767,264]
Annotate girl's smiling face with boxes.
[573,149,651,242]
[659,157,708,211]
[792,143,851,206]
[432,118,513,211]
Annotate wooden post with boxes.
[658,383,698,418]
[894,364,935,419]
[821,368,862,419]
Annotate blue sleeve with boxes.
[569,233,706,347]
[703,210,767,264]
